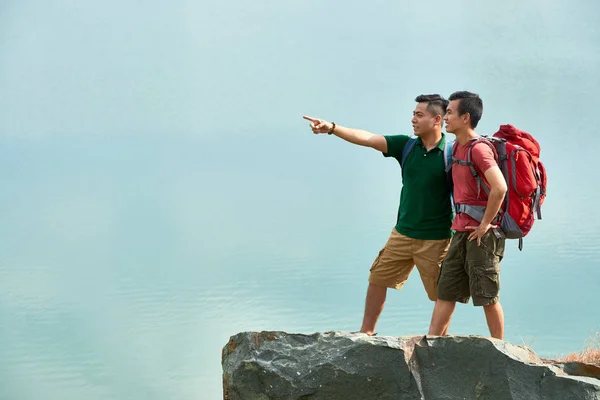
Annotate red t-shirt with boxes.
[451,140,498,232]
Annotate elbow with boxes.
[500,182,508,195]
[494,184,508,197]
[366,135,385,152]
[365,134,378,147]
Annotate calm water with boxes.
[1,1,599,399]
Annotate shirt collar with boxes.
[416,132,447,151]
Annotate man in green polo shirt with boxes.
[303,94,453,336]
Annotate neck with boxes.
[454,128,478,145]
[419,129,443,150]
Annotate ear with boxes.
[462,112,471,125]
[434,114,442,126]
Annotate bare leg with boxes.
[483,302,504,339]
[441,323,449,336]
[428,299,456,336]
[430,300,449,335]
[360,283,387,335]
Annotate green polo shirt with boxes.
[383,134,453,240]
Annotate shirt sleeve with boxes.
[383,134,411,159]
[471,142,498,175]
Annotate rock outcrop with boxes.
[222,331,600,400]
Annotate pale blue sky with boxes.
[1,1,600,399]
[2,0,598,139]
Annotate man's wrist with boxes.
[327,122,336,135]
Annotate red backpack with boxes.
[452,124,547,250]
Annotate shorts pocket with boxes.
[370,248,386,271]
[494,238,506,260]
[472,263,500,298]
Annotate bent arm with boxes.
[481,166,508,226]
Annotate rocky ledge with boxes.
[222,331,600,400]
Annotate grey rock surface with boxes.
[222,331,600,400]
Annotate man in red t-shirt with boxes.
[427,91,508,339]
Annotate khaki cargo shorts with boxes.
[369,228,451,301]
[437,231,505,306]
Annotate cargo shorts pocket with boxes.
[472,262,500,299]
[370,248,386,271]
[494,237,505,261]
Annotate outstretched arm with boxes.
[303,115,387,153]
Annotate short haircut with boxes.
[448,91,483,128]
[415,94,449,118]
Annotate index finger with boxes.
[302,115,320,123]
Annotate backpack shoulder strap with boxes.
[444,140,454,173]
[467,137,499,164]
[444,140,456,211]
[401,137,418,168]
[464,137,497,197]
[464,137,500,173]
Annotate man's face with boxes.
[411,102,437,136]
[444,99,465,134]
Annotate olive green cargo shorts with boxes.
[437,231,505,306]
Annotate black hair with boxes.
[415,94,449,118]
[448,91,483,128]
